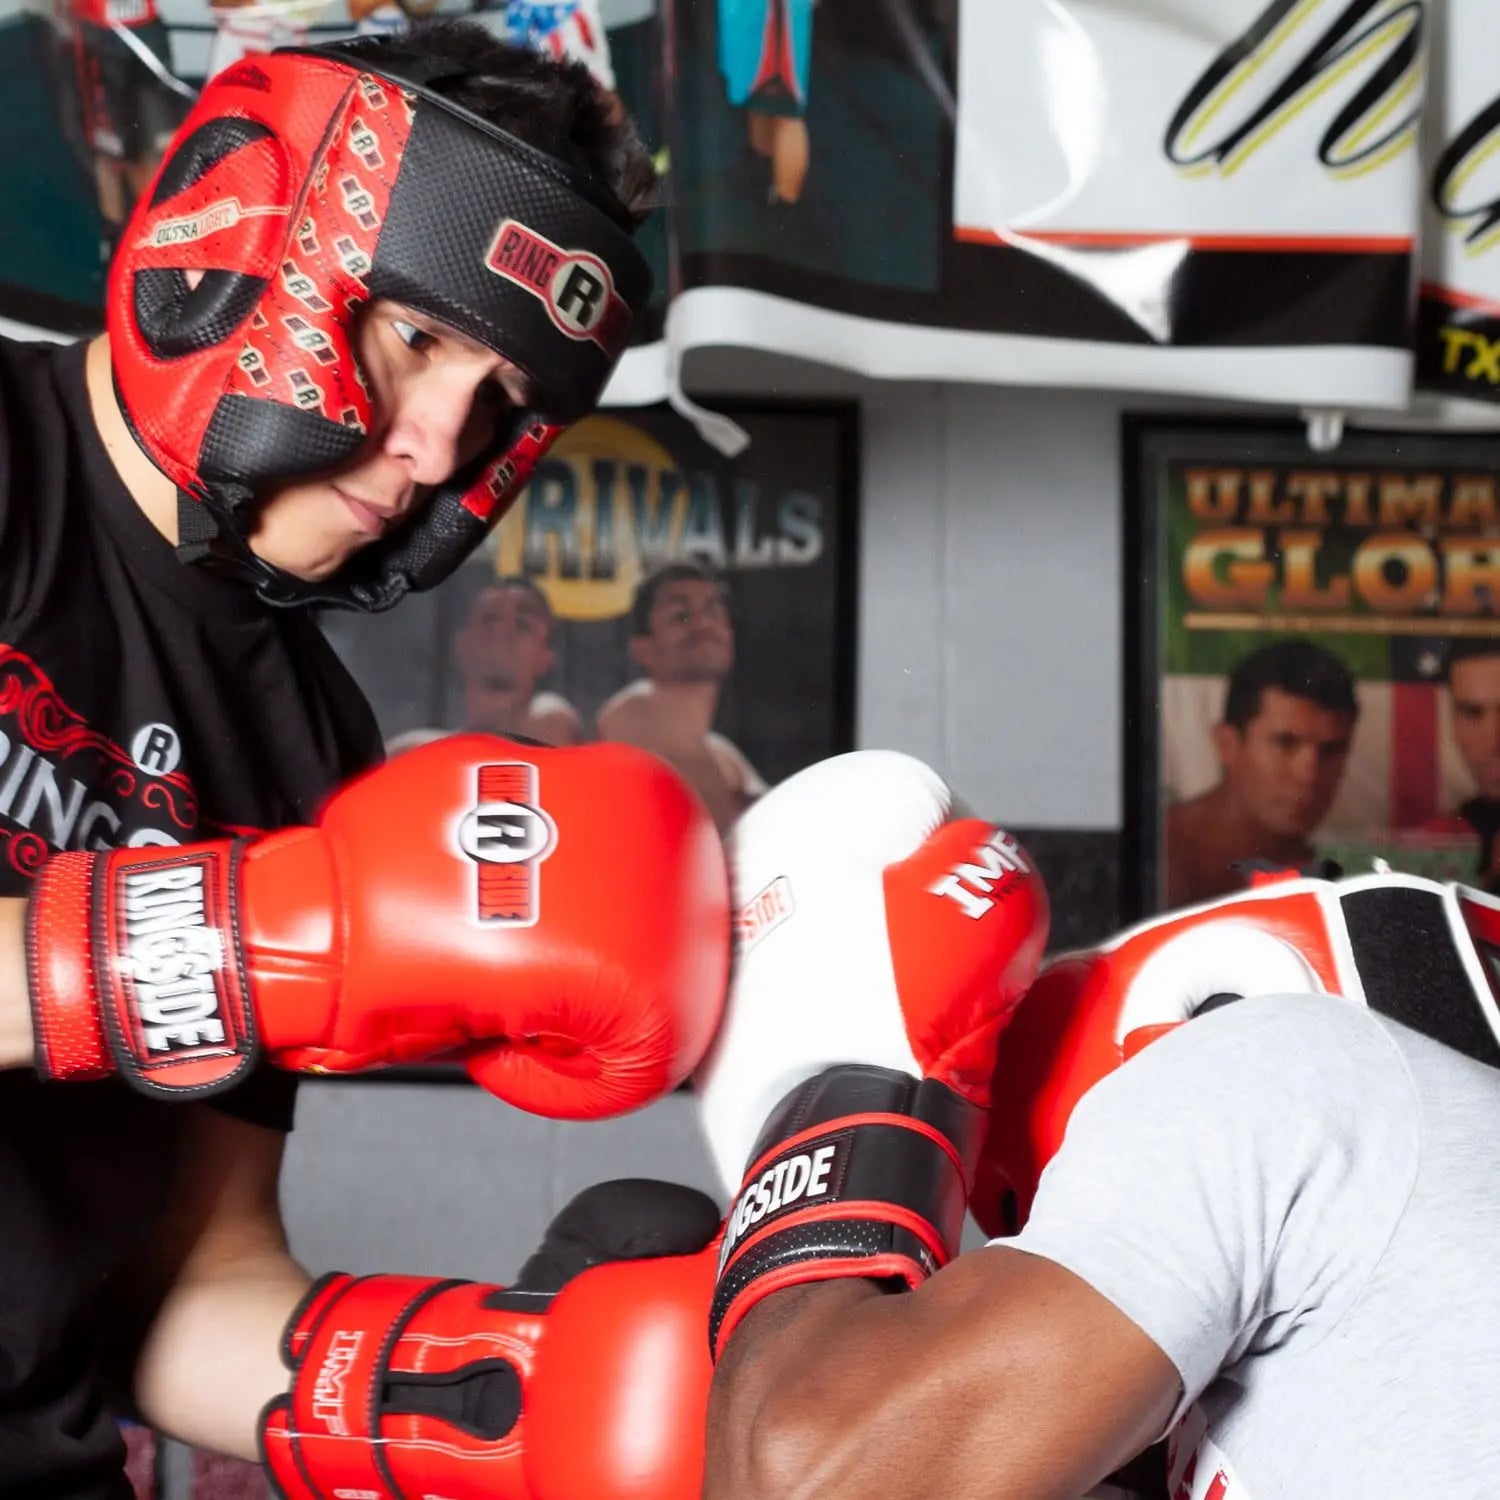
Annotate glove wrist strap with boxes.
[28,853,109,1080]
[263,1272,447,1500]
[710,1065,984,1358]
[262,1271,525,1500]
[28,841,260,1097]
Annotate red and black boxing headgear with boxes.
[975,868,1500,1236]
[108,35,651,611]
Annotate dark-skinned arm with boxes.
[704,1247,1179,1500]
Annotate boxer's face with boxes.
[633,579,734,685]
[246,301,534,582]
[1450,655,1500,801]
[1217,687,1354,839]
[456,584,554,694]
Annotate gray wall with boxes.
[282,355,1138,1277]
[282,1083,724,1280]
[852,379,1124,828]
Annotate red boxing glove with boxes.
[695,751,1050,1358]
[27,735,730,1115]
[260,1179,720,1500]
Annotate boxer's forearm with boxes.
[705,1277,1013,1500]
[705,1280,882,1500]
[703,1249,1178,1500]
[130,1247,307,1461]
[106,1108,305,1462]
[705,1278,1031,1500]
[0,897,33,1070]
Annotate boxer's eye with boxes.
[392,318,437,352]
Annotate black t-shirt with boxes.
[0,336,383,1496]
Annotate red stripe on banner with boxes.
[1419,280,1500,319]
[1391,681,1438,828]
[751,1,789,99]
[954,227,1414,254]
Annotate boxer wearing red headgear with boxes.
[974,865,1500,1235]
[703,861,1500,1500]
[0,21,710,1492]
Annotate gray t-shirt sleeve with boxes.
[1001,993,1421,1426]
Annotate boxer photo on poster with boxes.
[326,400,860,834]
[1123,416,1500,919]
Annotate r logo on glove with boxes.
[457,760,558,923]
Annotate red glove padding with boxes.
[27,735,730,1114]
[260,1179,720,1500]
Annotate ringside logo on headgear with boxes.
[457,762,558,926]
[108,37,652,613]
[485,218,631,354]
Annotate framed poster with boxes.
[1123,415,1500,922]
[324,398,860,839]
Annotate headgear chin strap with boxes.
[108,37,652,611]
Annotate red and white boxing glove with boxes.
[695,750,1049,1358]
[27,734,730,1115]
[260,1178,720,1500]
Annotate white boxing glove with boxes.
[694,750,1050,1358]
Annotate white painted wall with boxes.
[281,1082,727,1280]
[859,381,1126,827]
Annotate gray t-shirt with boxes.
[1000,992,1500,1499]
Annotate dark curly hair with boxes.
[335,17,658,224]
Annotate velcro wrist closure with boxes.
[264,1272,452,1499]
[711,1065,982,1357]
[27,852,109,1080]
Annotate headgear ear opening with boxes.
[108,40,652,612]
